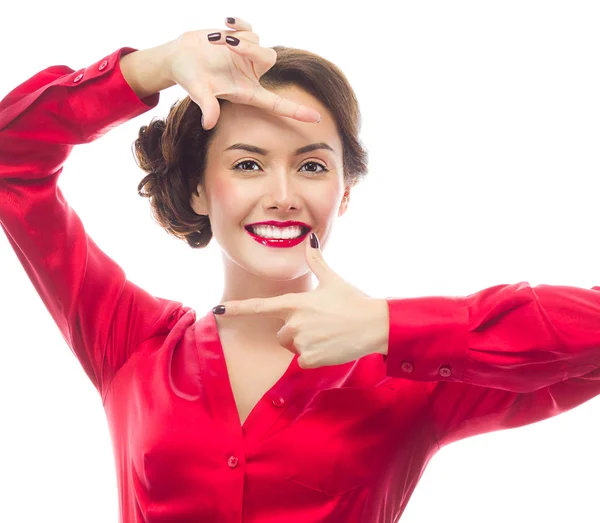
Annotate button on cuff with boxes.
[439,365,452,377]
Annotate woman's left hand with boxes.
[212,234,390,369]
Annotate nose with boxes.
[266,170,299,210]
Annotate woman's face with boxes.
[190,85,350,281]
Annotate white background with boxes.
[1,1,599,521]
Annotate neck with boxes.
[214,252,315,345]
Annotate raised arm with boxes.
[0,45,187,400]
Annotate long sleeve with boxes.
[0,47,187,401]
[384,282,600,446]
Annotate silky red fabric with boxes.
[1,47,600,523]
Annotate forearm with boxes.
[120,40,177,99]
[384,283,600,392]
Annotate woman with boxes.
[1,16,599,523]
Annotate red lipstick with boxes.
[245,221,311,249]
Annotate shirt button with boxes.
[439,365,452,377]
[401,361,413,373]
[73,73,83,83]
[99,59,108,70]
[228,456,239,468]
[272,396,285,407]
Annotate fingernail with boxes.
[207,32,221,42]
[310,233,319,249]
[225,36,240,46]
[227,17,236,24]
[201,115,205,129]
[212,305,226,315]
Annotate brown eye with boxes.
[232,160,260,172]
[231,159,329,175]
[300,161,328,175]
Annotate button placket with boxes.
[400,361,413,373]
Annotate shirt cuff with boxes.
[384,295,469,381]
[63,47,160,141]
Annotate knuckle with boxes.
[269,48,277,64]
[247,85,259,105]
[272,94,283,114]
[294,334,306,348]
[253,298,264,314]
[311,250,325,263]
[176,31,193,49]
[301,355,314,369]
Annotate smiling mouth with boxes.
[244,225,311,248]
[244,225,311,239]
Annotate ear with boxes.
[190,182,209,216]
[337,187,351,218]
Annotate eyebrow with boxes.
[224,142,335,156]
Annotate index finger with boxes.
[214,293,299,317]
[250,87,322,123]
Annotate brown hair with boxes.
[133,45,369,249]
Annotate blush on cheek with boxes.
[212,176,251,217]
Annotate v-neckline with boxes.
[197,310,314,438]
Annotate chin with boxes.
[234,255,309,281]
[247,264,309,282]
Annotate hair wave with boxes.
[133,45,369,249]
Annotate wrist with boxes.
[370,298,389,356]
[120,40,177,99]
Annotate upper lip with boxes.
[246,220,312,233]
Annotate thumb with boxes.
[191,89,221,130]
[304,232,333,283]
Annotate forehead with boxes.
[211,86,342,156]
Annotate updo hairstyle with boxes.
[133,45,369,249]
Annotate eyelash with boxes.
[232,159,329,176]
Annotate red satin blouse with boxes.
[1,46,599,523]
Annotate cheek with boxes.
[312,186,343,219]
[211,177,250,220]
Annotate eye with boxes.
[232,160,261,172]
[232,160,329,176]
[300,161,329,175]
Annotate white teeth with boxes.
[250,225,305,239]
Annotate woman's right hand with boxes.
[167,17,322,130]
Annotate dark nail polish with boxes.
[227,17,236,24]
[310,233,319,249]
[212,305,226,315]
[225,36,240,46]
[207,32,221,42]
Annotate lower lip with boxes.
[246,228,310,248]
